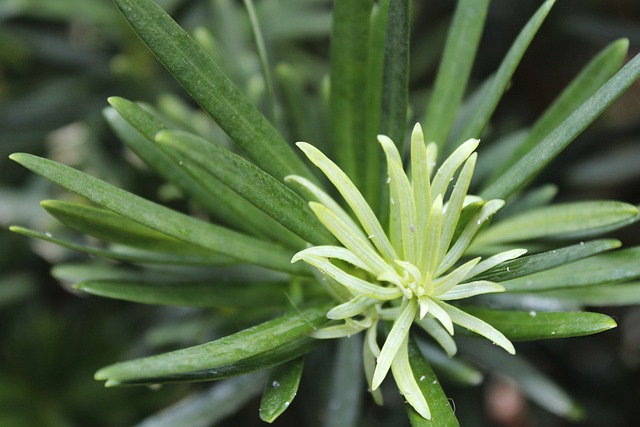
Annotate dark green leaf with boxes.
[330,0,374,190]
[10,153,304,274]
[473,201,637,245]
[423,0,490,152]
[95,302,332,385]
[536,282,640,306]
[486,38,629,185]
[10,226,234,266]
[156,130,332,245]
[502,246,640,292]
[113,0,314,181]
[75,279,291,309]
[380,0,410,152]
[407,336,459,427]
[452,0,554,146]
[481,51,640,200]
[473,239,621,282]
[460,306,617,340]
[260,358,304,423]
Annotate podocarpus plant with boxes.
[9,0,640,425]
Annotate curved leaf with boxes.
[260,358,304,423]
[95,302,332,385]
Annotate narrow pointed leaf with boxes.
[113,0,313,181]
[106,99,296,242]
[74,279,290,309]
[474,201,638,245]
[461,306,617,340]
[392,336,430,420]
[481,51,640,200]
[10,153,304,274]
[536,282,640,306]
[259,358,304,423]
[95,303,332,384]
[453,0,555,145]
[406,336,459,426]
[156,130,331,245]
[502,246,640,292]
[473,239,620,282]
[136,374,265,427]
[380,0,409,151]
[10,226,233,266]
[416,339,482,386]
[487,38,629,184]
[423,0,490,151]
[322,335,363,427]
[330,0,373,190]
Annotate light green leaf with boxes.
[502,246,640,292]
[95,302,332,385]
[74,279,290,309]
[473,239,620,283]
[259,358,304,423]
[460,306,617,340]
[113,0,313,181]
[156,130,330,245]
[10,153,304,274]
[481,51,640,200]
[473,201,637,245]
[423,0,490,151]
[452,0,555,145]
[330,0,374,190]
[406,336,459,427]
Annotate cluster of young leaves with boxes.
[9,0,640,425]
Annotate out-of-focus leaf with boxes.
[416,339,483,386]
[322,336,363,427]
[473,201,637,245]
[423,0,489,152]
[502,247,640,292]
[113,0,314,181]
[380,0,409,153]
[10,153,304,274]
[473,239,620,282]
[452,0,555,147]
[460,340,583,420]
[156,130,331,245]
[487,38,629,184]
[407,336,459,427]
[259,358,304,423]
[95,303,332,385]
[460,306,617,340]
[136,374,264,427]
[535,282,640,306]
[10,226,234,266]
[74,278,290,309]
[481,51,640,200]
[330,0,373,191]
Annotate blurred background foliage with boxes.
[1,0,639,426]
